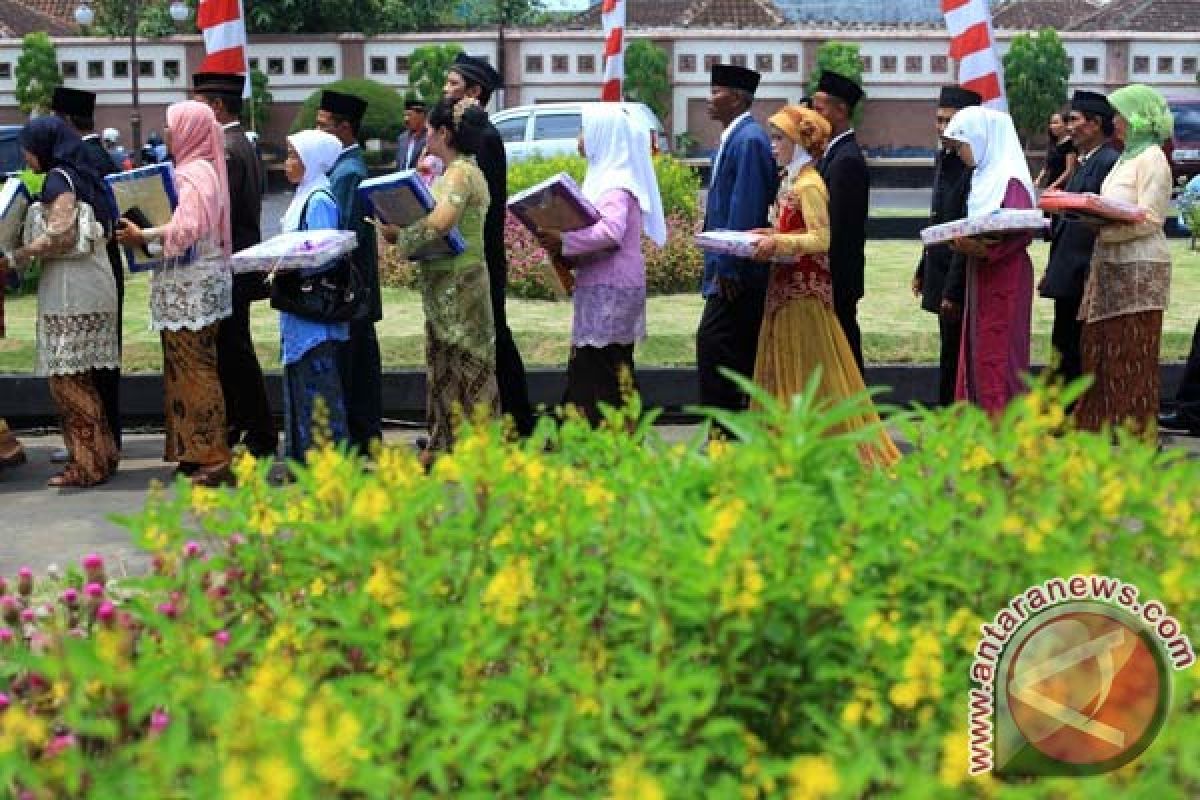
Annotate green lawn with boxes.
[2,240,1197,372]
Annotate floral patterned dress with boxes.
[394,155,499,451]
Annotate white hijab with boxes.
[943,106,1035,217]
[785,144,813,184]
[281,129,344,233]
[579,104,668,247]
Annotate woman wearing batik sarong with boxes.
[1074,85,1174,439]
[117,101,234,486]
[942,107,1036,416]
[749,105,900,467]
[0,117,119,487]
[384,98,498,460]
[277,130,350,461]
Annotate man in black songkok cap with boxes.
[813,71,869,374]
[913,85,981,406]
[442,52,535,436]
[1041,89,1120,390]
[194,72,276,457]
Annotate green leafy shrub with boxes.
[290,78,406,143]
[0,384,1197,797]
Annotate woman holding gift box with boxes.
[381,98,499,460]
[537,104,665,426]
[748,105,899,466]
[1074,85,1175,439]
[0,117,119,487]
[276,129,351,461]
[116,101,234,486]
[942,107,1036,416]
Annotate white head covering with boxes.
[281,129,343,233]
[785,144,813,183]
[579,104,667,247]
[943,106,1034,217]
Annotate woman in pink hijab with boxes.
[118,100,235,486]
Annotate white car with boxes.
[490,101,669,162]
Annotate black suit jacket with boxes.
[818,131,869,304]
[915,148,971,312]
[223,122,264,254]
[395,129,428,171]
[475,122,509,304]
[1043,142,1120,300]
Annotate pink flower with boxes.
[96,602,116,627]
[61,588,79,607]
[16,568,32,596]
[0,629,13,644]
[213,630,231,647]
[0,693,9,711]
[45,733,76,757]
[149,709,170,734]
[82,553,104,573]
[19,609,35,624]
[84,582,105,600]
[156,602,178,619]
[183,541,203,559]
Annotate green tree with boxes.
[1003,28,1070,145]
[807,41,864,123]
[245,0,443,33]
[407,44,464,106]
[451,0,543,25]
[83,0,186,37]
[290,78,407,143]
[15,33,61,116]
[242,69,273,134]
[624,39,670,122]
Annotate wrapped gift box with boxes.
[919,210,1048,246]
[104,163,190,272]
[1038,190,1148,224]
[694,230,799,263]
[507,172,600,235]
[231,230,359,274]
[0,177,31,252]
[357,169,466,259]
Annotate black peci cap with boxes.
[51,86,96,118]
[1071,90,1114,119]
[938,85,982,110]
[816,70,864,108]
[192,72,246,97]
[319,90,367,122]
[711,64,761,94]
[450,53,502,93]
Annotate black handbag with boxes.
[269,189,370,324]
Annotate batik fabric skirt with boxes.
[1074,310,1162,440]
[161,324,232,468]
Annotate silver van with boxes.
[490,102,669,162]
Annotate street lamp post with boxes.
[75,0,155,161]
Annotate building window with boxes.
[1158,56,1174,74]
[880,55,897,74]
[730,54,747,68]
[678,54,696,73]
[931,55,948,73]
[1133,55,1149,73]
[317,57,336,75]
[369,56,387,75]
[88,60,104,79]
[395,56,410,73]
[1082,56,1099,74]
[113,60,128,78]
[577,54,595,73]
[60,61,79,79]
[525,54,543,73]
[163,60,180,80]
[139,60,154,78]
[755,54,773,72]
[248,57,259,71]
[704,54,720,71]
[552,54,569,73]
[905,55,922,73]
[1183,57,1198,75]
[0,63,10,81]
[781,53,799,73]
[292,57,309,75]
[267,57,284,76]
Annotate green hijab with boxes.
[1108,84,1174,162]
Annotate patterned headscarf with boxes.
[166,100,232,256]
[1108,84,1174,163]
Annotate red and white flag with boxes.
[196,0,251,97]
[600,0,624,101]
[942,0,1007,111]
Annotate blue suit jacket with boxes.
[328,145,381,321]
[701,115,778,297]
